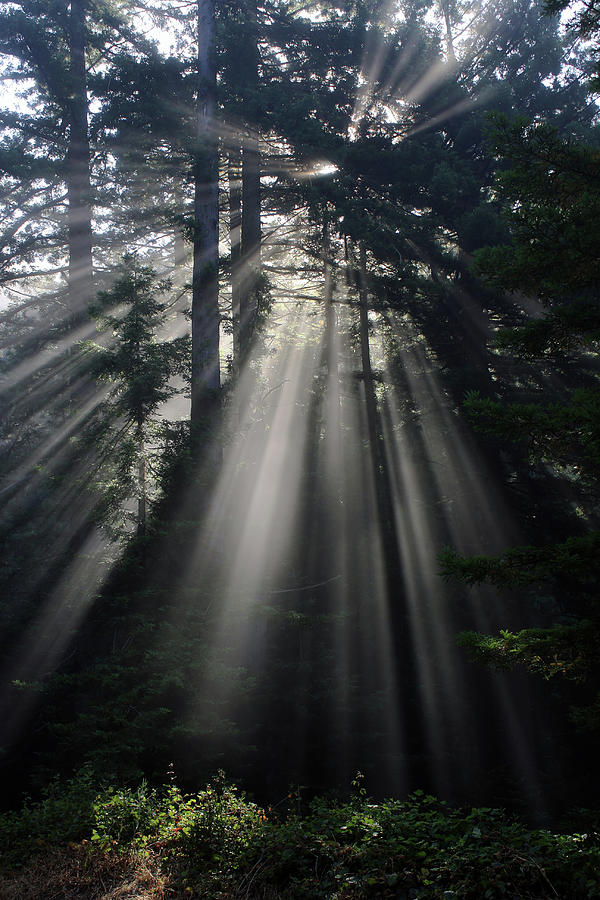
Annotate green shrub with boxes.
[1,774,600,898]
[0,768,98,867]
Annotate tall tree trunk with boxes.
[323,217,337,392]
[356,242,402,612]
[191,0,220,428]
[239,0,261,359]
[356,241,425,781]
[440,0,456,63]
[137,422,146,538]
[228,147,242,367]
[66,0,93,312]
[240,134,261,356]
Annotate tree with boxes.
[0,0,138,310]
[84,256,189,537]
[545,0,600,87]
[440,112,600,731]
[4,0,600,807]
[66,0,93,310]
[238,0,262,359]
[191,0,220,429]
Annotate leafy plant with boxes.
[3,773,599,898]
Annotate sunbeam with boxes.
[1,4,597,873]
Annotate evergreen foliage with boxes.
[442,35,600,732]
[2,0,600,848]
[81,255,189,534]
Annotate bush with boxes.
[1,773,599,898]
[0,768,98,867]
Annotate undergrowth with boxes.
[1,770,599,898]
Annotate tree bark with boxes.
[323,217,337,390]
[239,0,261,359]
[66,0,93,312]
[440,0,456,63]
[356,241,426,778]
[356,242,404,626]
[240,134,261,356]
[228,147,242,367]
[137,424,146,538]
[191,0,220,427]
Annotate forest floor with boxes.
[0,846,168,899]
[1,774,600,898]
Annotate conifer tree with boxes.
[0,0,139,309]
[191,0,220,428]
[84,256,189,536]
[440,107,600,731]
[66,0,93,310]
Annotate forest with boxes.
[0,0,600,896]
